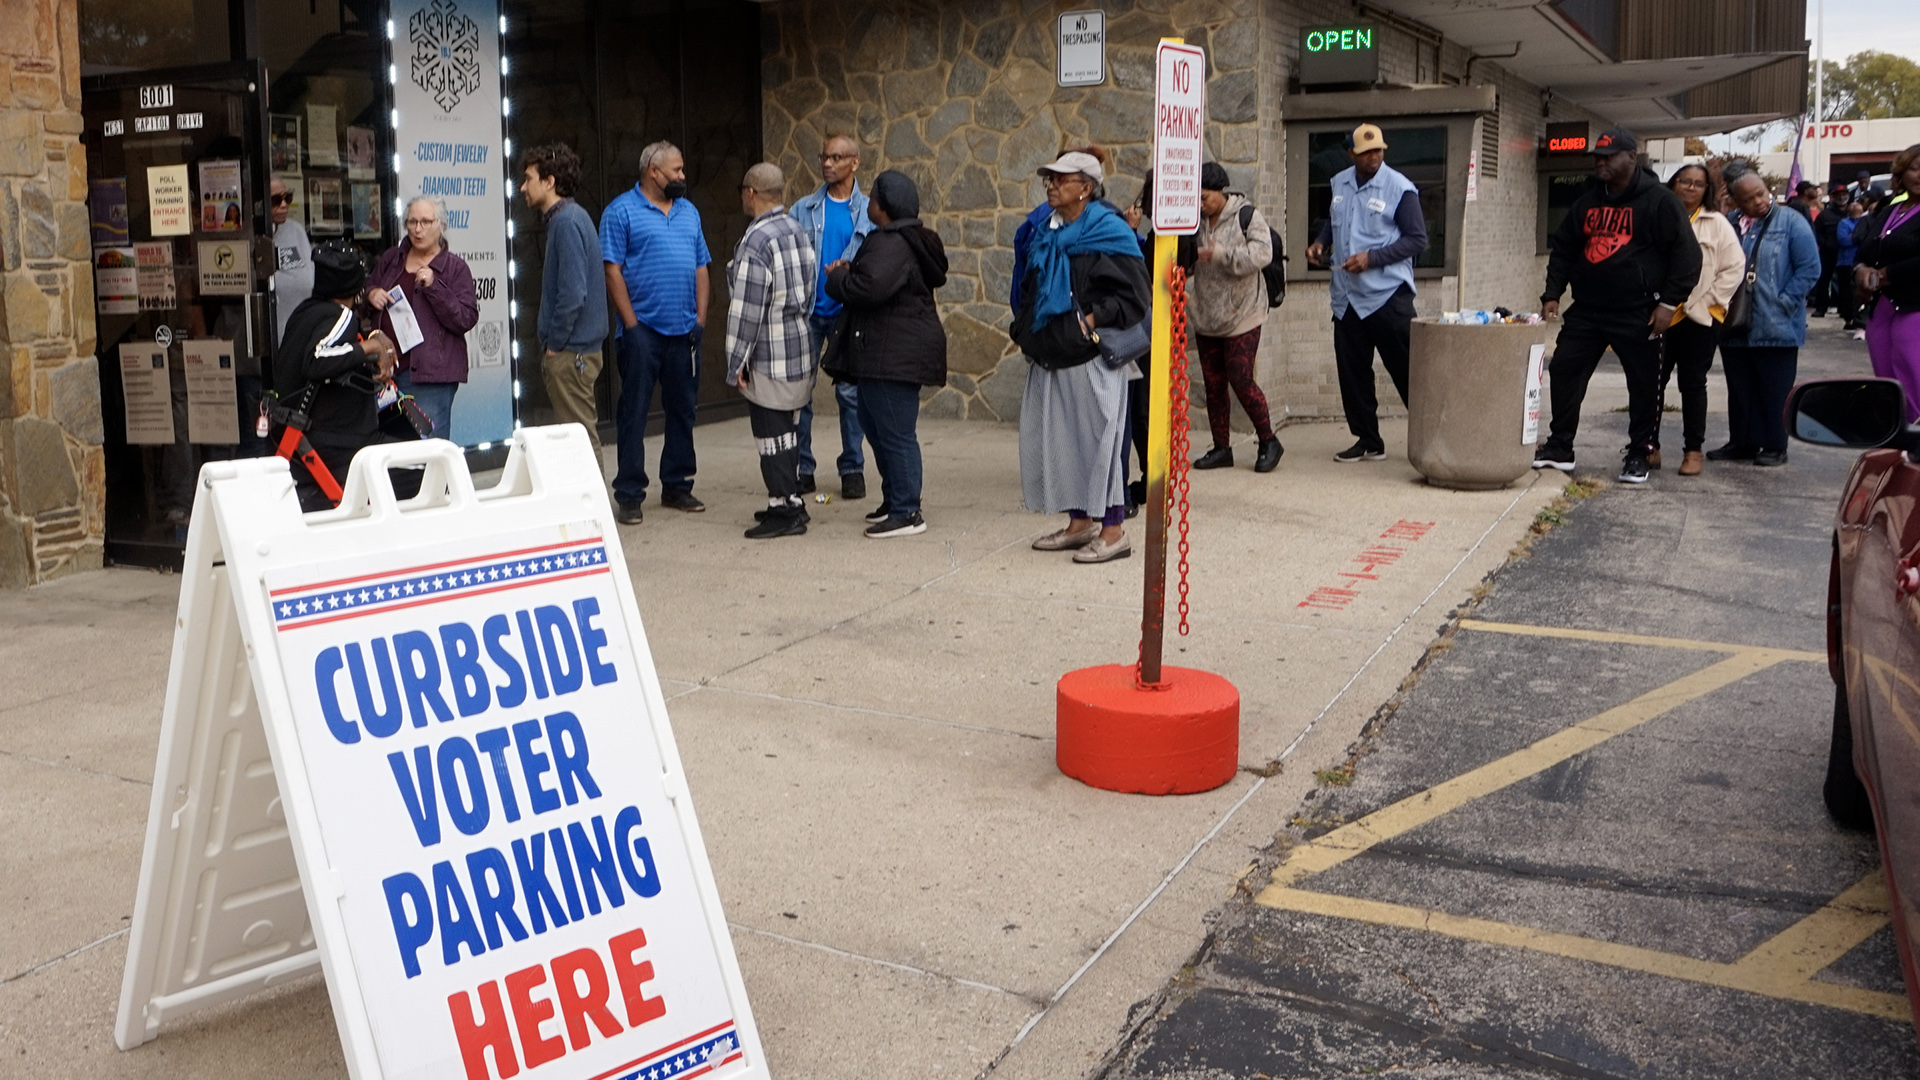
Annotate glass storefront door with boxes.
[81,62,274,569]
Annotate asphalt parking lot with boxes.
[1099,333,1920,1079]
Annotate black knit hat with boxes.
[871,169,921,221]
[313,241,367,300]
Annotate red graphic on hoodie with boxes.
[1583,206,1634,263]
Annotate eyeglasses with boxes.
[820,153,854,163]
[270,193,293,206]
[1043,173,1085,187]
[405,218,438,228]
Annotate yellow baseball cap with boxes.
[1351,123,1388,153]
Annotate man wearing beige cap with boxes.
[1306,122,1428,463]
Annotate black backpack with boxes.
[1238,203,1287,308]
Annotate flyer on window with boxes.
[306,103,339,167]
[199,159,244,233]
[350,182,382,239]
[95,246,139,315]
[270,114,302,173]
[89,177,128,246]
[119,344,174,445]
[307,176,345,234]
[346,126,376,180]
[197,239,250,296]
[183,339,240,444]
[146,164,191,236]
[135,241,176,310]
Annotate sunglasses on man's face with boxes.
[270,193,293,206]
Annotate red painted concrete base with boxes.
[1056,664,1240,795]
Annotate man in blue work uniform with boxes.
[789,133,875,500]
[601,140,711,524]
[1306,122,1428,463]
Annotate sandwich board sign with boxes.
[114,430,767,1080]
[1150,40,1206,236]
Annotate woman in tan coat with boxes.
[1658,163,1745,475]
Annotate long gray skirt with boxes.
[1020,358,1130,515]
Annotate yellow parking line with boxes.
[1259,651,1785,893]
[1260,886,1910,1020]
[1729,871,1892,986]
[1457,619,1827,663]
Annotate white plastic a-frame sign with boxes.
[116,430,768,1080]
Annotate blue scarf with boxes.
[1026,200,1144,331]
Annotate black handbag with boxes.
[817,310,851,379]
[1088,316,1150,371]
[1722,209,1776,334]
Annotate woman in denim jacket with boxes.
[1712,164,1822,467]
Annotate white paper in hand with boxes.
[386,286,426,354]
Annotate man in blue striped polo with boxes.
[601,140,711,524]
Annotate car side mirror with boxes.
[1788,378,1913,448]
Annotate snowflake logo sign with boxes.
[409,0,482,113]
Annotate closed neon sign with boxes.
[1305,27,1372,52]
[1548,135,1587,152]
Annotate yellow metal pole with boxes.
[1139,232,1175,686]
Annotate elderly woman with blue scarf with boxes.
[1014,148,1152,564]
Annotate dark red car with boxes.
[1791,377,1920,1022]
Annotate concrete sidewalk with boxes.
[0,405,1563,1078]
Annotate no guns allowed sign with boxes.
[114,431,767,1080]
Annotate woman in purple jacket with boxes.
[365,195,479,439]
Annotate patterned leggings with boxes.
[1196,327,1274,448]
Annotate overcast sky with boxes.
[1808,0,1920,67]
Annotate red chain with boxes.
[1168,267,1193,637]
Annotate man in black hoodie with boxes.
[1534,128,1701,484]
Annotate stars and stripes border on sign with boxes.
[269,538,611,631]
[599,1020,742,1080]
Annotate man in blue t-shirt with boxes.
[789,134,875,500]
[601,140,711,524]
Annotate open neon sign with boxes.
[1304,26,1373,52]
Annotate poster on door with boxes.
[147,164,191,236]
[119,344,174,445]
[90,177,129,246]
[183,340,239,444]
[197,239,250,296]
[135,241,176,310]
[96,247,139,315]
[199,159,244,233]
[393,0,512,445]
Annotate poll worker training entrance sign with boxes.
[115,430,766,1080]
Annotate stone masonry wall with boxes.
[760,0,1264,423]
[0,0,102,587]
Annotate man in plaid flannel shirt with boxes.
[727,162,821,539]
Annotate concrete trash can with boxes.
[1406,318,1553,490]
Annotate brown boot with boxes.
[1646,448,1663,469]
[1678,450,1703,476]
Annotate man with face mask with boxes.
[1534,128,1700,484]
[601,139,712,524]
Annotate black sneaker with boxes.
[1334,441,1386,463]
[864,502,893,524]
[865,511,926,538]
[744,509,808,539]
[1618,454,1650,484]
[615,500,645,524]
[1194,446,1234,469]
[1753,449,1789,467]
[660,489,705,513]
[1531,443,1576,471]
[754,502,810,523]
[1705,443,1757,462]
[797,473,817,494]
[840,473,866,499]
[1254,439,1284,473]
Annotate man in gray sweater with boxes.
[520,144,610,469]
